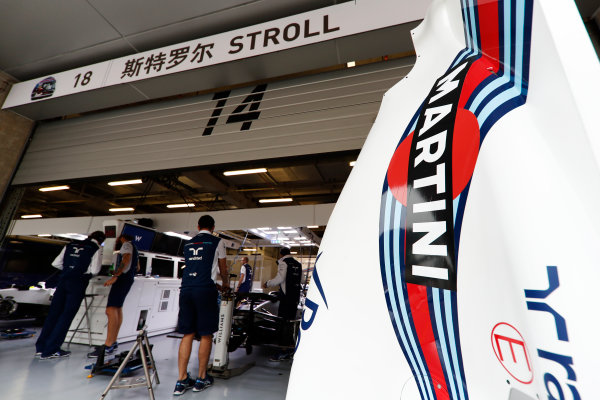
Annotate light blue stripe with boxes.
[468,0,513,113]
[460,0,473,51]
[383,191,431,400]
[432,288,459,399]
[477,0,526,126]
[453,195,461,225]
[444,289,467,400]
[390,192,434,399]
[467,0,479,53]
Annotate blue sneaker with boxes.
[40,349,71,360]
[105,342,118,354]
[193,374,214,392]
[173,373,194,396]
[87,342,118,358]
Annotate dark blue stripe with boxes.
[427,287,454,398]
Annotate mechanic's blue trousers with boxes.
[36,279,89,356]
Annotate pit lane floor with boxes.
[0,327,291,399]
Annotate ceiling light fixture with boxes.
[109,207,134,212]
[39,185,70,192]
[259,198,293,203]
[347,61,356,68]
[283,230,297,234]
[165,231,192,240]
[223,168,267,176]
[21,214,42,219]
[264,231,279,235]
[37,234,51,237]
[56,233,87,241]
[108,179,143,186]
[349,161,356,167]
[278,226,292,230]
[243,248,257,252]
[166,203,195,208]
[307,225,319,229]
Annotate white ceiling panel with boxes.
[0,0,123,71]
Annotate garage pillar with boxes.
[0,71,35,242]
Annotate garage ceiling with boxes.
[16,150,358,218]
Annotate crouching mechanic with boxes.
[263,247,302,361]
[36,231,106,359]
[174,215,229,396]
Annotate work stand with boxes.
[67,293,97,347]
[209,361,255,379]
[97,329,160,400]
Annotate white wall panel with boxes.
[13,58,413,185]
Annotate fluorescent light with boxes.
[56,233,87,241]
[21,214,42,219]
[166,203,195,208]
[307,225,319,229]
[243,248,257,252]
[258,227,271,230]
[259,198,293,203]
[347,61,356,68]
[109,207,134,212]
[349,161,356,167]
[223,168,267,176]
[37,234,51,237]
[278,226,292,230]
[165,231,192,240]
[108,179,143,186]
[283,230,296,234]
[290,251,298,254]
[264,231,279,235]
[39,185,69,192]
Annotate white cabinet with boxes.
[67,276,181,346]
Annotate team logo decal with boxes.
[31,76,56,100]
[491,322,534,384]
[379,1,534,399]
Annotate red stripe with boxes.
[407,283,449,399]
[477,0,500,71]
[458,1,501,108]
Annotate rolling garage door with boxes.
[12,57,414,185]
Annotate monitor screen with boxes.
[104,225,117,239]
[138,256,148,276]
[121,223,156,251]
[150,257,175,277]
[150,233,181,256]
[0,238,65,288]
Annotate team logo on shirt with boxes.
[188,247,204,261]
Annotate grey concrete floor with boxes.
[0,327,291,399]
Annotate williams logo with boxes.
[188,247,203,261]
[31,77,56,101]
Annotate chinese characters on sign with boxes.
[121,44,215,79]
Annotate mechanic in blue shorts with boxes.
[174,215,229,396]
[88,233,139,358]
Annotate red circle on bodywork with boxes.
[387,131,413,206]
[386,108,480,205]
[452,108,480,198]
